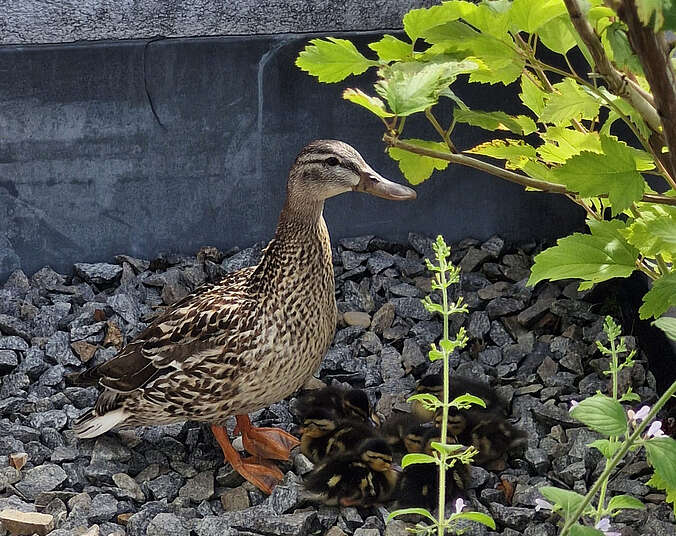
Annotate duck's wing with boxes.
[72,268,257,395]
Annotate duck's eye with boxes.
[325,157,340,166]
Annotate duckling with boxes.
[411,374,505,421]
[299,408,376,463]
[397,428,469,510]
[380,412,428,453]
[297,386,374,423]
[304,438,400,506]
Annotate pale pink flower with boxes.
[627,405,650,424]
[596,517,622,536]
[454,498,465,513]
[535,498,553,512]
[569,401,579,412]
[645,420,666,439]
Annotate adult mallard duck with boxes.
[71,140,416,494]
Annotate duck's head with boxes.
[358,438,398,472]
[288,140,416,203]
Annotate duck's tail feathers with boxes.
[73,408,129,439]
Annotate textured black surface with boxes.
[0,33,583,281]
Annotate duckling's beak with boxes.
[391,464,403,473]
[354,167,417,201]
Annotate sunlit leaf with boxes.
[570,525,603,536]
[640,271,676,319]
[645,437,676,489]
[403,2,476,42]
[454,109,537,135]
[636,0,667,30]
[540,486,587,518]
[653,317,676,341]
[539,14,578,54]
[451,511,496,529]
[606,22,644,73]
[607,494,646,512]
[620,205,676,261]
[402,453,437,467]
[520,74,546,116]
[388,507,437,523]
[408,392,442,409]
[570,393,628,436]
[430,442,466,456]
[296,38,378,83]
[450,393,487,409]
[647,471,676,514]
[551,135,647,215]
[599,87,652,140]
[466,139,536,170]
[466,36,525,85]
[342,89,394,118]
[588,439,622,459]
[388,139,451,184]
[541,78,601,125]
[368,35,412,62]
[528,219,638,288]
[538,128,602,164]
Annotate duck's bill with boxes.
[391,464,403,473]
[354,169,417,201]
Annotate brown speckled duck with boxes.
[71,140,416,494]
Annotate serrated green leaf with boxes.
[647,471,676,514]
[454,109,537,135]
[467,36,525,85]
[588,439,622,459]
[388,139,451,185]
[606,22,644,73]
[367,35,412,62]
[388,507,437,522]
[342,88,394,118]
[404,2,476,42]
[375,61,477,117]
[450,393,487,409]
[430,442,465,456]
[620,205,676,261]
[551,135,647,215]
[541,78,601,125]
[296,38,378,83]
[527,219,638,288]
[539,14,579,54]
[619,389,642,402]
[422,19,480,44]
[510,0,570,33]
[653,317,676,341]
[599,87,653,140]
[520,74,547,116]
[402,453,437,467]
[606,494,646,512]
[570,525,603,536]
[540,486,587,518]
[640,271,676,319]
[570,393,628,436]
[408,393,442,409]
[467,139,537,169]
[538,128,602,164]
[451,511,496,529]
[645,437,676,489]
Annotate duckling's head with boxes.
[358,438,395,472]
[403,424,429,453]
[433,407,467,437]
[301,408,338,438]
[287,140,416,204]
[342,389,371,422]
[416,374,443,395]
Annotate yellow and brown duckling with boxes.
[412,374,505,421]
[70,140,416,494]
[380,412,430,453]
[304,438,400,506]
[299,407,376,463]
[297,386,375,424]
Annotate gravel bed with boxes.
[0,233,673,536]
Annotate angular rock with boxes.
[0,509,54,536]
[459,247,491,272]
[0,350,18,372]
[469,311,491,339]
[391,297,430,321]
[517,297,556,327]
[371,303,395,334]
[74,263,122,285]
[486,298,523,319]
[220,486,250,511]
[178,470,214,503]
[489,504,533,531]
[87,493,118,524]
[340,236,374,252]
[112,473,145,502]
[481,235,505,258]
[367,251,395,274]
[15,464,68,500]
[343,311,371,328]
[0,314,31,340]
[147,513,189,536]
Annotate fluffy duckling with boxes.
[380,412,429,453]
[297,386,374,423]
[411,374,505,421]
[304,438,400,506]
[299,408,376,463]
[397,428,469,510]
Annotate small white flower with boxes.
[595,517,622,536]
[535,499,553,512]
[645,420,666,439]
[569,401,579,412]
[454,498,465,513]
[628,405,650,424]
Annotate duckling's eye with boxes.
[325,157,340,166]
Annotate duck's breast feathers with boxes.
[75,268,258,394]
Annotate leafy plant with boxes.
[388,235,495,535]
[538,316,676,535]
[296,0,676,340]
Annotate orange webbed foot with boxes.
[236,415,300,461]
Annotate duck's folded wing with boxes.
[72,271,257,394]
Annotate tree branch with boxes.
[383,134,676,206]
[562,0,663,135]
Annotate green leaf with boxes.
[538,14,578,54]
[467,139,537,169]
[451,511,496,529]
[375,61,478,117]
[430,442,465,456]
[368,35,412,62]
[401,453,437,467]
[454,109,537,135]
[342,89,394,118]
[541,78,601,125]
[388,139,451,185]
[540,486,586,518]
[653,317,676,341]
[647,471,676,514]
[588,439,622,459]
[620,205,676,261]
[388,507,436,523]
[520,74,546,116]
[569,525,603,536]
[599,87,652,140]
[640,272,676,319]
[619,389,642,402]
[296,38,378,83]
[645,437,676,489]
[407,393,442,409]
[538,128,602,164]
[510,0,570,33]
[570,393,628,436]
[636,0,668,30]
[450,393,487,409]
[403,2,476,42]
[466,36,525,85]
[606,494,646,512]
[527,219,639,288]
[606,22,644,73]
[551,136,647,215]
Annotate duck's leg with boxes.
[211,424,284,494]
[235,414,300,461]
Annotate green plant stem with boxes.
[425,108,457,153]
[561,379,676,535]
[656,254,670,276]
[437,253,450,536]
[382,134,676,207]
